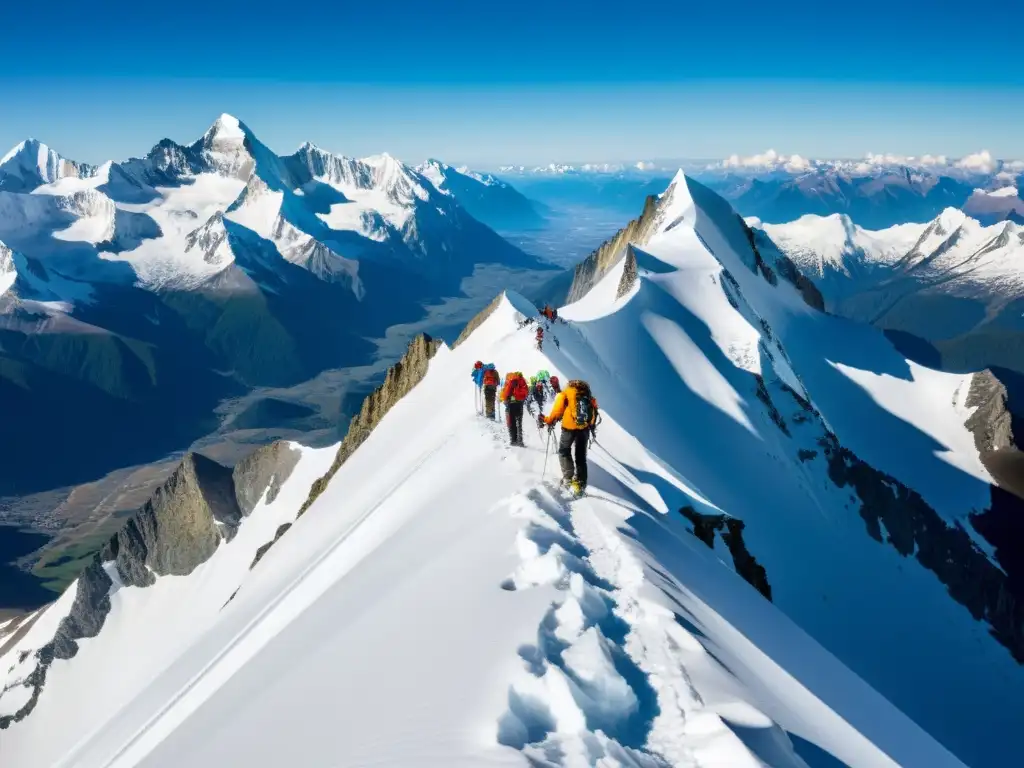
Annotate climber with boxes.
[501,370,529,447]
[531,375,547,414]
[549,375,561,394]
[471,361,485,388]
[526,376,538,415]
[482,363,500,420]
[539,379,598,496]
[535,326,544,351]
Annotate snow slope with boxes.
[1,293,965,768]
[3,174,1020,768]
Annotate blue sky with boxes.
[3,0,1021,166]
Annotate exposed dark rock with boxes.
[754,374,790,436]
[250,523,293,570]
[232,441,302,515]
[106,453,239,588]
[679,505,725,548]
[615,247,639,299]
[565,194,664,304]
[300,333,443,516]
[679,507,772,600]
[966,370,1016,455]
[721,519,773,602]
[798,449,818,462]
[51,561,113,660]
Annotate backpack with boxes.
[483,368,499,387]
[570,380,594,428]
[511,374,529,402]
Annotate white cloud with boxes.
[1002,159,1024,172]
[919,154,948,166]
[724,149,780,168]
[634,161,655,171]
[955,150,996,174]
[864,152,912,166]
[784,154,811,172]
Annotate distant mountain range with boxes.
[0,114,546,505]
[755,209,1024,376]
[491,152,1024,230]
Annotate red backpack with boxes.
[483,368,499,387]
[510,374,529,402]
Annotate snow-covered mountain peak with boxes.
[656,169,697,231]
[191,114,256,181]
[0,138,89,192]
[209,113,247,141]
[922,206,969,242]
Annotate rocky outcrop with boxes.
[966,370,1016,456]
[300,334,443,516]
[565,194,663,304]
[233,441,302,515]
[453,294,503,348]
[615,247,639,299]
[0,441,300,730]
[250,523,292,570]
[101,453,240,588]
[51,562,113,660]
[679,506,773,601]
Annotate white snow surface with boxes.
[3,174,1019,768]
[762,215,926,277]
[2,291,963,768]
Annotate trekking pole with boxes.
[542,426,553,481]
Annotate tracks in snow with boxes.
[495,483,775,768]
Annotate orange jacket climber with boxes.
[542,380,598,431]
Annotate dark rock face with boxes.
[565,194,663,304]
[721,519,773,602]
[233,441,302,516]
[52,562,113,660]
[250,523,293,570]
[966,370,1016,455]
[679,506,725,548]
[679,506,773,601]
[105,453,239,588]
[615,247,639,299]
[301,333,443,516]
